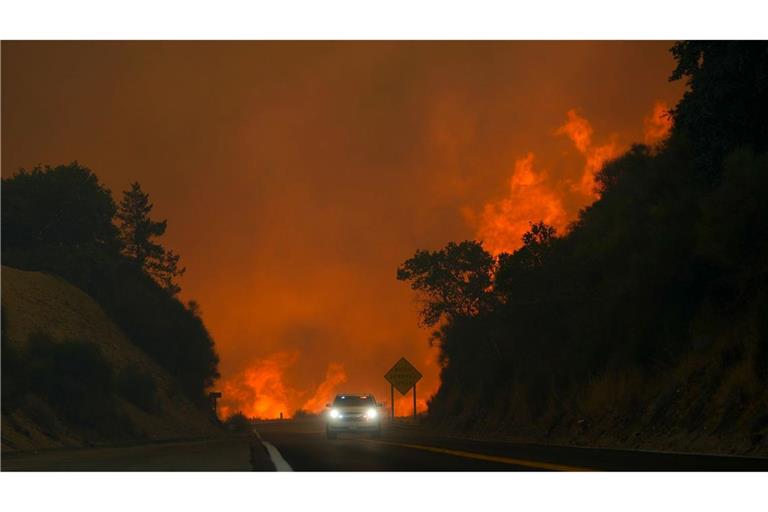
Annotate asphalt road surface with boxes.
[1,436,255,471]
[4,419,768,471]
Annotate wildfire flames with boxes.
[217,352,348,420]
[217,102,673,420]
[473,152,569,256]
[299,363,348,413]
[393,395,429,416]
[556,109,623,200]
[473,103,671,255]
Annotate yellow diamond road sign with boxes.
[385,357,422,395]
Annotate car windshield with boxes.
[333,395,374,406]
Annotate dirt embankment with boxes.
[1,266,220,452]
[426,337,768,458]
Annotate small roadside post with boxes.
[384,357,423,422]
[208,391,222,416]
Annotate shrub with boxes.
[1,310,26,413]
[4,333,138,439]
[223,412,252,433]
[23,334,118,430]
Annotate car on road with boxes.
[325,394,383,439]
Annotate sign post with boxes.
[390,383,394,422]
[384,357,423,421]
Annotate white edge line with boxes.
[254,431,293,472]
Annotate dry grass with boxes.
[1,266,219,451]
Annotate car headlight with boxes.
[329,408,340,419]
[366,408,378,420]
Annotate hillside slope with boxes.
[426,337,768,457]
[1,266,219,452]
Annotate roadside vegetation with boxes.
[1,267,220,450]
[2,167,220,408]
[1,330,148,440]
[222,412,253,433]
[397,42,768,454]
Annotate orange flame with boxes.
[217,352,348,419]
[473,153,568,255]
[555,109,594,153]
[300,363,348,413]
[556,109,622,199]
[218,351,298,420]
[643,101,672,147]
[470,104,674,255]
[579,140,622,198]
[393,395,429,416]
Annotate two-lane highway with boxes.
[253,419,768,471]
[4,418,768,471]
[253,420,527,471]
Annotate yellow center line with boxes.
[363,439,592,471]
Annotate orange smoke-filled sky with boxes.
[1,41,683,418]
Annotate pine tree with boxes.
[116,182,185,294]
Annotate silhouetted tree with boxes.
[1,162,119,252]
[116,182,185,294]
[669,41,768,178]
[223,412,252,433]
[520,221,557,268]
[494,221,561,300]
[397,241,495,326]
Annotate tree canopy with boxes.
[117,182,185,294]
[397,241,495,326]
[1,163,118,252]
